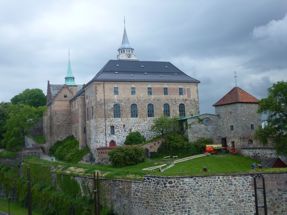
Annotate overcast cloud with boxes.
[0,0,286,113]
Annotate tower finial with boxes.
[65,49,76,85]
[117,19,138,60]
[234,71,238,87]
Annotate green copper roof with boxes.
[65,52,76,85]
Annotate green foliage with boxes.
[124,131,145,145]
[151,116,179,137]
[49,136,89,163]
[11,88,46,107]
[1,105,45,151]
[32,135,46,144]
[109,146,145,167]
[157,133,208,157]
[256,81,287,155]
[0,150,17,158]
[192,137,213,151]
[0,103,10,146]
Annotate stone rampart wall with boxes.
[100,173,287,215]
[240,148,277,159]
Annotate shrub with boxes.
[157,133,208,157]
[109,146,145,167]
[49,136,89,163]
[124,131,145,145]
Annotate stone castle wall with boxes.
[100,173,287,215]
[83,81,199,157]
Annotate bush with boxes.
[109,146,145,167]
[157,133,208,157]
[124,131,145,145]
[49,136,89,163]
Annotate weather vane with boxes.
[234,71,238,87]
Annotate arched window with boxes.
[179,103,185,117]
[131,104,138,118]
[147,103,154,117]
[163,103,170,117]
[113,104,121,118]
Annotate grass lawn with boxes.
[0,199,40,215]
[24,154,287,179]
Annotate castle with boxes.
[43,25,200,160]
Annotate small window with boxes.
[179,88,184,95]
[131,87,136,95]
[248,139,253,145]
[179,103,185,117]
[230,125,234,131]
[114,87,119,95]
[147,87,152,95]
[163,87,168,95]
[147,103,154,117]
[64,94,67,98]
[113,104,121,118]
[163,103,170,117]
[251,124,254,130]
[110,126,115,135]
[131,104,138,118]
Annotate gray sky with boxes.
[0,0,286,113]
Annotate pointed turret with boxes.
[65,50,76,85]
[117,19,137,60]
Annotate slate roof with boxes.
[91,60,199,83]
[213,87,258,107]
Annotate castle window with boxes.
[179,103,186,117]
[163,103,170,117]
[64,94,67,98]
[230,125,234,131]
[147,87,152,95]
[131,104,138,118]
[110,126,115,135]
[163,87,168,95]
[113,104,121,118]
[147,103,154,117]
[114,87,119,95]
[131,87,136,95]
[251,124,254,130]
[179,88,185,95]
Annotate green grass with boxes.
[24,154,287,180]
[0,150,17,159]
[0,199,41,215]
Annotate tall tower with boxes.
[65,50,76,85]
[117,20,137,60]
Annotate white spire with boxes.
[117,18,137,60]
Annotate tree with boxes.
[151,116,179,137]
[124,131,145,145]
[11,88,46,107]
[0,103,10,146]
[2,104,45,151]
[256,81,287,155]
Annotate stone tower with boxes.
[213,87,260,148]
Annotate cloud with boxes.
[0,0,286,114]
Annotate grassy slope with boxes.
[0,199,40,215]
[25,154,287,179]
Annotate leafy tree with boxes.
[256,81,287,155]
[0,103,10,146]
[11,88,46,107]
[151,116,179,137]
[2,104,45,151]
[124,131,145,145]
